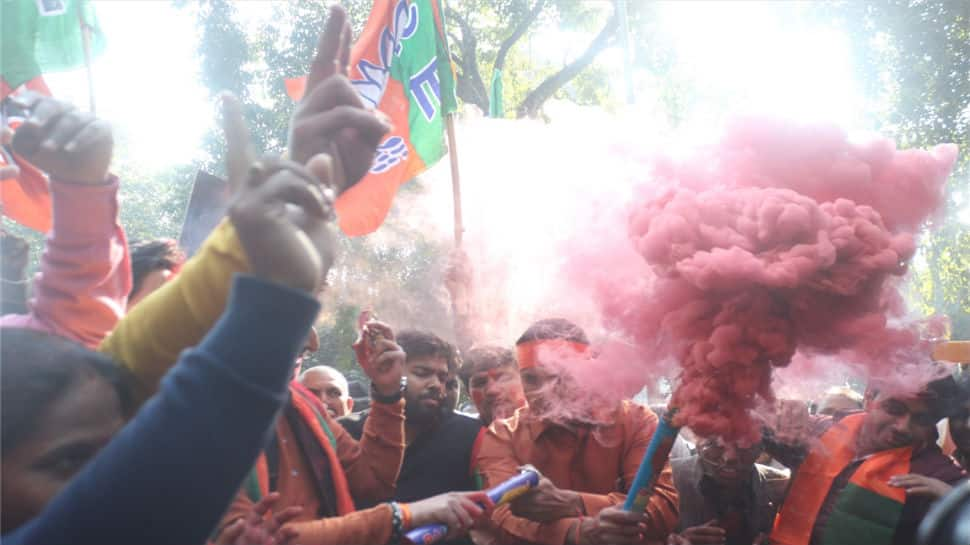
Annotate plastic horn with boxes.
[623,408,680,512]
[404,466,541,545]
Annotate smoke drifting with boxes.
[595,117,957,442]
[412,110,955,442]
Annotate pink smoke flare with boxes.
[594,117,957,442]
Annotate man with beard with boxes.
[459,345,527,425]
[341,330,484,510]
[666,437,789,545]
[477,318,678,545]
[768,373,966,545]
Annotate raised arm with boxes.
[1,94,130,348]
[337,320,407,503]
[99,4,387,404]
[4,131,338,544]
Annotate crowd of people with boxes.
[1,6,969,545]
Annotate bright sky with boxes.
[44,1,870,170]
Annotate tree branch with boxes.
[515,10,619,118]
[494,0,547,71]
[446,7,489,112]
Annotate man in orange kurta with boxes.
[477,319,679,545]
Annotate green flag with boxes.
[1,0,105,96]
[489,68,504,118]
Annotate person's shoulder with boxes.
[671,455,699,472]
[619,401,660,431]
[620,400,658,417]
[445,410,485,432]
[911,444,968,484]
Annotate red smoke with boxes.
[600,117,957,442]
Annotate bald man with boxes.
[300,365,354,418]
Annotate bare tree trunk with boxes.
[446,8,489,113]
[515,11,619,119]
[494,0,547,71]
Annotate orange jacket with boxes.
[478,401,679,545]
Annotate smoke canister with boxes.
[623,408,680,513]
[404,467,540,544]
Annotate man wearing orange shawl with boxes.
[766,373,966,545]
[216,321,409,545]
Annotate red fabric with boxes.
[2,79,54,232]
[516,339,590,369]
[289,381,356,515]
[1,156,51,232]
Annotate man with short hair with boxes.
[667,437,789,545]
[768,374,967,545]
[458,345,527,425]
[301,365,354,418]
[478,318,679,545]
[341,329,484,509]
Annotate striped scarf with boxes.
[244,381,355,516]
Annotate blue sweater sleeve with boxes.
[4,274,320,545]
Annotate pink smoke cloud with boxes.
[580,116,957,442]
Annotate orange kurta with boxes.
[478,401,679,545]
[221,398,405,545]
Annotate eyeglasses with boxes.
[698,443,762,465]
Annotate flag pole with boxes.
[445,114,464,246]
[77,0,97,114]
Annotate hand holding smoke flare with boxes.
[405,467,539,545]
[615,117,957,443]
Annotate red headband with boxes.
[516,339,590,369]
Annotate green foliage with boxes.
[830,0,970,338]
[448,0,626,117]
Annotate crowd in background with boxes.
[2,6,968,545]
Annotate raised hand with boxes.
[353,319,405,398]
[9,92,112,184]
[216,492,303,545]
[288,4,390,192]
[410,491,495,541]
[223,93,338,294]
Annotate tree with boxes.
[832,0,970,337]
[446,0,624,118]
[180,0,459,355]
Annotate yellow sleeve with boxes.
[99,219,249,404]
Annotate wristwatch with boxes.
[371,376,407,404]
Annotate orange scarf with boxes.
[770,413,910,545]
[245,382,355,516]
